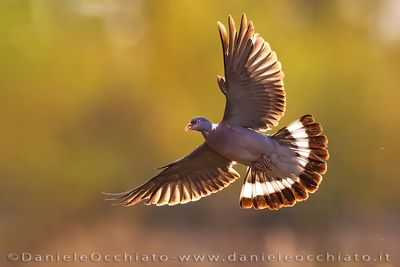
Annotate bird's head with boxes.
[185,116,213,133]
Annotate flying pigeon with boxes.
[106,14,329,210]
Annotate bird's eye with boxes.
[196,120,200,124]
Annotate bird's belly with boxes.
[206,127,276,166]
[219,146,259,165]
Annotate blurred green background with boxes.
[1,0,399,266]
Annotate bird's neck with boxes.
[201,123,219,138]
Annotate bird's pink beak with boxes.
[185,123,193,131]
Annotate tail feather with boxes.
[253,170,268,209]
[239,114,329,210]
[239,168,253,208]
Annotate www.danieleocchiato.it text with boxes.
[7,251,391,263]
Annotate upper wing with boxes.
[106,143,239,206]
[217,14,286,131]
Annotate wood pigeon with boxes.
[106,14,329,210]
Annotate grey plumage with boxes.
[106,14,329,210]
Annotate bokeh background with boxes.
[1,0,399,266]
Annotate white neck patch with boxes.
[211,123,219,130]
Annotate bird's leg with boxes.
[252,154,272,171]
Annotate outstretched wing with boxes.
[106,143,239,206]
[217,14,285,131]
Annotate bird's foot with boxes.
[252,154,272,171]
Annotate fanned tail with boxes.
[239,114,329,210]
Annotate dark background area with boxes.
[1,1,399,266]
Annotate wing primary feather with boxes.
[217,22,228,54]
[228,15,237,62]
[234,14,248,66]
